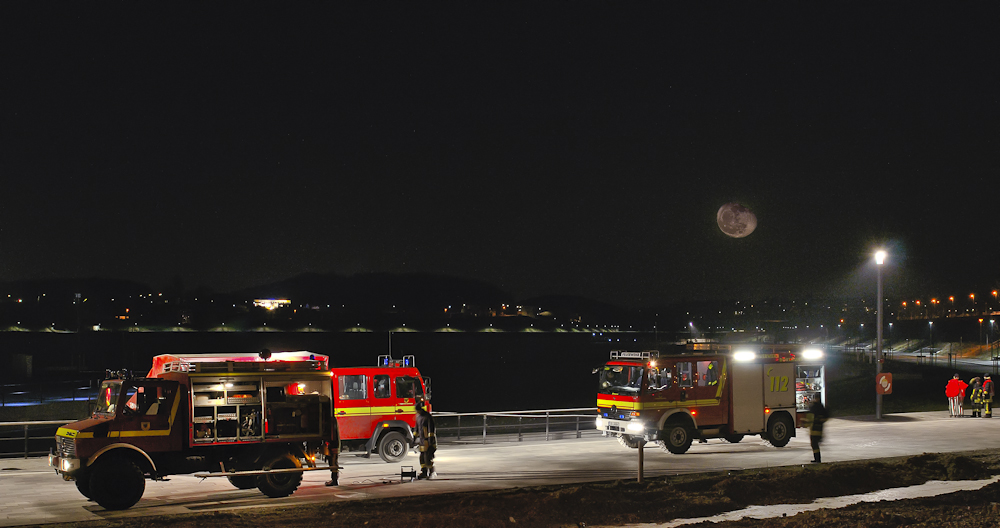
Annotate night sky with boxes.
[3,3,998,306]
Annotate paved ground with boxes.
[3,411,1000,526]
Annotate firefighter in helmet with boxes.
[983,375,995,418]
[415,398,436,479]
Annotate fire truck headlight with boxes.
[626,421,644,433]
[734,350,755,362]
[595,416,604,429]
[803,348,823,360]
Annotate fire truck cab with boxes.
[596,344,825,454]
[49,351,336,510]
[331,355,430,463]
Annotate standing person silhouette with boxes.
[945,374,968,417]
[969,377,984,417]
[415,399,436,479]
[983,375,995,418]
[804,397,828,463]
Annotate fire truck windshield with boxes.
[94,381,123,415]
[598,365,644,395]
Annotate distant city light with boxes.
[254,299,291,310]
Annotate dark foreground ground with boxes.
[39,450,1000,528]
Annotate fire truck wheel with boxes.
[227,475,258,490]
[257,452,303,498]
[88,455,146,510]
[617,434,646,449]
[74,470,93,500]
[378,431,408,463]
[724,434,744,443]
[656,423,693,454]
[765,415,793,447]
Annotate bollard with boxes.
[518,416,523,442]
[457,415,462,442]
[545,411,549,441]
[576,416,581,439]
[482,415,487,445]
[637,442,644,483]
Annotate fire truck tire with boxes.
[765,415,793,447]
[88,455,146,510]
[227,475,258,489]
[74,470,94,500]
[724,434,744,443]
[656,424,693,454]
[377,431,408,463]
[257,452,303,498]
[617,434,646,449]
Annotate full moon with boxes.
[717,203,757,238]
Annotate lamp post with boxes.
[875,250,886,420]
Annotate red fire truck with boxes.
[330,355,431,463]
[595,343,825,454]
[49,351,337,510]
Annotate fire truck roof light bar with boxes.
[610,350,659,360]
[378,355,416,367]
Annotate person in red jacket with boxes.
[945,373,968,417]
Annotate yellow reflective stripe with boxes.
[336,407,370,416]
[597,398,637,410]
[715,360,728,399]
[370,406,396,414]
[116,430,172,437]
[639,399,721,410]
[168,390,180,430]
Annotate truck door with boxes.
[370,374,395,426]
[118,380,182,453]
[689,359,727,426]
[334,373,373,440]
[645,361,681,410]
[393,375,422,426]
[730,362,764,433]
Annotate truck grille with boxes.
[56,436,76,457]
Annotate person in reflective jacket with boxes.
[983,375,995,418]
[970,377,983,417]
[415,399,436,479]
[803,398,828,463]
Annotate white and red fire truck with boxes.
[595,343,825,454]
[49,351,340,510]
[330,355,431,462]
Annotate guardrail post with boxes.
[518,416,522,442]
[457,415,462,442]
[576,415,581,438]
[482,415,487,445]
[545,411,549,441]
[24,424,29,459]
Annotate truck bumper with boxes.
[596,417,648,436]
[48,453,81,476]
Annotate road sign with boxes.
[876,373,892,395]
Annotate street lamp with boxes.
[875,250,886,420]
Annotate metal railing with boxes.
[0,420,72,459]
[1,380,98,407]
[0,408,601,458]
[433,408,599,444]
